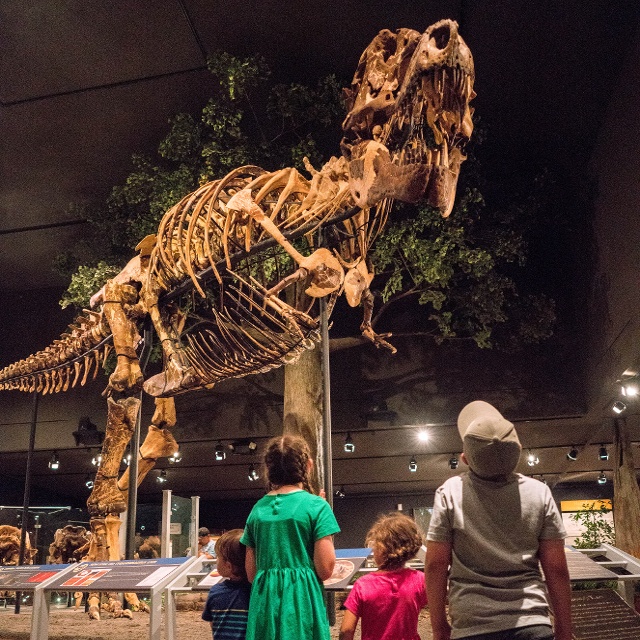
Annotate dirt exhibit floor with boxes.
[0,604,435,640]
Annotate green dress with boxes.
[240,490,340,640]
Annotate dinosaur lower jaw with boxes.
[348,146,463,217]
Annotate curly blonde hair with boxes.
[365,512,423,570]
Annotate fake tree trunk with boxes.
[283,346,325,493]
[612,417,640,558]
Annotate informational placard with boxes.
[0,564,70,591]
[45,557,189,592]
[571,588,640,639]
[198,568,224,589]
[324,549,371,590]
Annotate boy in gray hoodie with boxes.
[425,401,572,640]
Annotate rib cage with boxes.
[150,163,353,298]
[181,276,320,391]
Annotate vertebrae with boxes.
[0,308,111,393]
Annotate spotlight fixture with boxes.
[157,469,167,484]
[122,451,132,466]
[526,450,539,467]
[169,450,182,463]
[91,452,103,467]
[214,442,226,461]
[335,486,346,499]
[417,430,430,442]
[344,432,355,453]
[409,456,418,473]
[85,474,94,489]
[449,455,459,470]
[612,400,627,414]
[621,381,639,397]
[599,445,609,461]
[248,463,260,482]
[566,447,578,461]
[597,471,607,485]
[48,452,60,470]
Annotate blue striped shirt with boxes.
[202,579,251,640]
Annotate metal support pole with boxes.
[190,496,200,557]
[16,390,39,614]
[320,296,333,507]
[125,321,153,559]
[161,489,172,558]
[319,294,335,625]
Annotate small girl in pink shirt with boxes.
[340,512,427,640]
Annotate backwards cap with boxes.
[457,400,521,479]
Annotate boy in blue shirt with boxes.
[202,529,251,640]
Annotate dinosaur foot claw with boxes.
[143,365,199,398]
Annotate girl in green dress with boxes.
[241,435,340,640]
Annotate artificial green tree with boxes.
[55,52,556,492]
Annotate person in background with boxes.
[202,529,251,640]
[425,400,572,640]
[199,527,217,559]
[241,434,340,640]
[340,512,427,640]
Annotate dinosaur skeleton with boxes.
[0,525,36,566]
[0,20,474,577]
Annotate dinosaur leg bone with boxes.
[104,514,122,562]
[101,280,144,397]
[142,289,200,398]
[118,399,179,500]
[86,518,109,564]
[87,396,140,518]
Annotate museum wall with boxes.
[197,482,612,550]
[585,26,640,413]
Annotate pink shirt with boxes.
[344,567,427,640]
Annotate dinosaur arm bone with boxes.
[360,288,397,354]
[343,261,396,354]
[227,189,345,298]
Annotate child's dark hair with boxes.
[263,435,313,493]
[214,529,247,580]
[366,513,423,570]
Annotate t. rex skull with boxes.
[341,19,475,217]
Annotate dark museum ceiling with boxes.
[1,1,640,506]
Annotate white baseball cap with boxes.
[457,401,522,479]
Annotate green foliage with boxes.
[56,52,555,353]
[570,503,616,549]
[207,51,270,102]
[56,51,343,308]
[370,132,556,349]
[59,262,122,309]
